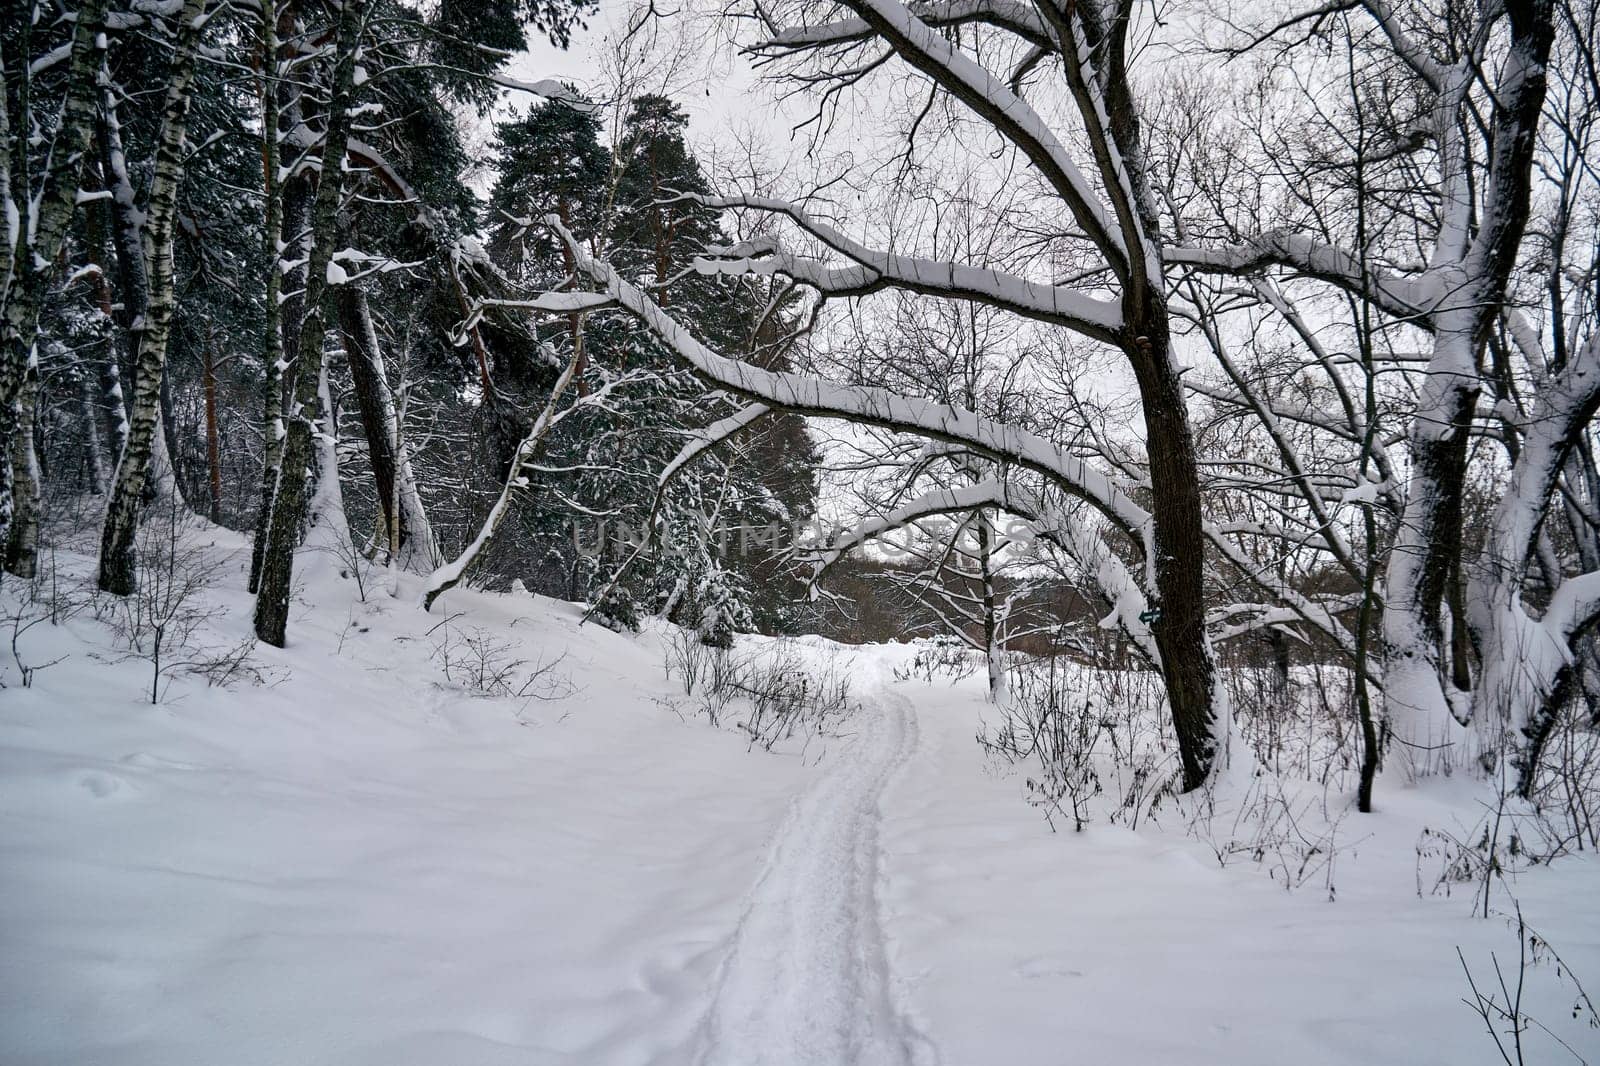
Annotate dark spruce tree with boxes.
[482,93,818,640]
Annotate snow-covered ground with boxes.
[3,535,1598,1064]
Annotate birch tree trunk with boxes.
[95,76,152,459]
[76,346,110,495]
[96,0,211,595]
[253,0,368,645]
[5,369,41,575]
[83,226,130,465]
[0,0,109,566]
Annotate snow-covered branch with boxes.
[755,0,1052,53]
[689,194,1123,343]
[773,0,1130,272]
[1167,234,1430,324]
[549,217,1156,557]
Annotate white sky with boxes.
[505,2,768,145]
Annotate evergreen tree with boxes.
[481,94,819,639]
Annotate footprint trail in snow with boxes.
[691,679,934,1066]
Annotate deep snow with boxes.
[2,534,1597,1065]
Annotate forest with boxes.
[3,0,1600,1059]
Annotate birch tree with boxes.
[1,0,110,575]
[95,0,212,595]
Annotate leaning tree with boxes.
[539,0,1257,789]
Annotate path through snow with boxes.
[690,675,934,1066]
[6,553,1599,1066]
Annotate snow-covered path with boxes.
[692,678,933,1066]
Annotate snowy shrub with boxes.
[983,653,1361,890]
[663,628,855,749]
[1223,660,1373,793]
[0,557,78,689]
[893,636,978,685]
[979,660,1102,832]
[1185,772,1350,900]
[733,643,855,752]
[427,613,570,704]
[978,656,1175,833]
[1526,693,1600,855]
[663,623,719,701]
[1412,683,1600,913]
[1416,762,1599,919]
[97,502,266,704]
[318,522,377,603]
[1456,905,1599,1065]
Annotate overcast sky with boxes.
[504,1,765,143]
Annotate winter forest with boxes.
[3,0,1600,1059]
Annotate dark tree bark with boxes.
[1124,310,1221,790]
[247,0,297,593]
[202,329,223,522]
[340,287,401,542]
[253,0,367,646]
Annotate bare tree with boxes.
[538,0,1253,789]
[1173,0,1558,773]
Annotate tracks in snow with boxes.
[691,680,934,1066]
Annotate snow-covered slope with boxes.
[2,537,1597,1064]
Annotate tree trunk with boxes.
[339,286,434,567]
[1467,333,1600,787]
[1382,0,1553,772]
[156,354,184,501]
[1269,628,1290,698]
[1129,324,1224,792]
[306,359,349,549]
[76,351,110,495]
[1381,328,1478,765]
[1447,546,1474,691]
[248,0,293,593]
[96,76,181,507]
[96,0,210,595]
[202,330,223,522]
[5,369,41,576]
[96,78,149,418]
[1097,19,1227,791]
[977,513,1006,702]
[0,0,109,563]
[253,0,367,646]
